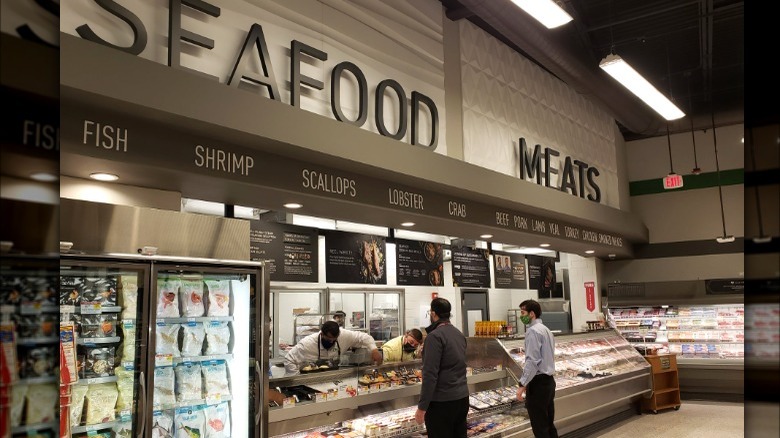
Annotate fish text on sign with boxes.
[83,120,128,152]
[194,145,254,176]
[23,120,59,150]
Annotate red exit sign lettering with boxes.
[663,173,684,189]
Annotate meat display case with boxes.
[262,330,651,437]
[607,304,744,396]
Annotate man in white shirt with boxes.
[284,321,382,374]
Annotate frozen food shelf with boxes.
[20,304,59,314]
[11,421,58,434]
[71,420,118,434]
[18,376,58,384]
[73,375,119,385]
[153,395,234,411]
[17,336,59,345]
[77,336,121,345]
[156,316,234,323]
[173,354,233,364]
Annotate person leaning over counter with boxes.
[381,328,424,362]
[283,320,382,374]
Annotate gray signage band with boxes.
[62,105,626,249]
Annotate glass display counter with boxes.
[263,331,651,437]
[608,304,744,396]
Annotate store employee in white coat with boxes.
[284,321,382,374]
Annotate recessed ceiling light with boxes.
[585,250,595,254]
[283,203,303,209]
[539,243,551,248]
[89,172,118,181]
[480,234,493,239]
[29,172,58,182]
[401,222,415,227]
[741,137,744,143]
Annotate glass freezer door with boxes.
[59,259,149,438]
[149,265,254,438]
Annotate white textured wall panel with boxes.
[459,21,619,207]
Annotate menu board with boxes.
[493,251,526,289]
[395,239,444,286]
[527,255,555,293]
[325,231,387,284]
[250,221,318,282]
[451,246,490,288]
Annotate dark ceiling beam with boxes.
[585,0,702,32]
[445,5,474,21]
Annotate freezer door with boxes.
[59,257,150,438]
[149,263,260,438]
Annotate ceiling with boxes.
[440,0,744,141]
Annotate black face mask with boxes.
[403,343,416,353]
[321,338,336,349]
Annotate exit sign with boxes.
[663,173,684,189]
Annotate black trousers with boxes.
[424,396,469,438]
[525,374,558,438]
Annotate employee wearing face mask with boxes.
[381,329,423,362]
[283,321,383,374]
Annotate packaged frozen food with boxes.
[181,322,205,357]
[77,313,118,338]
[18,344,56,378]
[152,410,175,438]
[204,321,230,355]
[175,406,206,438]
[70,383,89,426]
[82,346,116,378]
[10,383,27,427]
[154,366,176,407]
[156,322,181,357]
[174,362,203,402]
[60,276,81,305]
[82,277,118,307]
[119,275,139,319]
[73,432,111,438]
[26,383,58,424]
[14,313,56,338]
[204,402,232,438]
[114,422,133,438]
[85,382,119,424]
[115,366,135,411]
[157,277,182,318]
[202,360,230,398]
[204,280,230,317]
[120,321,137,363]
[181,278,205,317]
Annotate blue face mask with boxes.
[321,338,336,349]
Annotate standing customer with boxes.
[414,298,469,437]
[516,299,558,438]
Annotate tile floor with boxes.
[583,400,779,438]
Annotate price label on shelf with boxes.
[205,394,222,405]
[495,364,503,371]
[282,397,295,408]
[81,302,102,314]
[119,409,132,421]
[466,367,473,376]
[314,393,327,403]
[155,354,173,367]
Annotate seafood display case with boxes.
[59,254,265,437]
[262,332,651,437]
[607,304,744,396]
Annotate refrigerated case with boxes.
[59,253,265,438]
[270,288,326,359]
[1,255,60,437]
[263,331,651,437]
[607,304,744,396]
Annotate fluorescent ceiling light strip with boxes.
[510,0,573,29]
[599,54,685,121]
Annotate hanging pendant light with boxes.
[711,111,734,244]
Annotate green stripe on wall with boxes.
[629,169,744,196]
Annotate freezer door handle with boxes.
[137,371,147,438]
[255,360,262,426]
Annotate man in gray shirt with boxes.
[517,299,558,438]
[415,298,469,437]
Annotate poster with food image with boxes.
[527,255,555,293]
[395,239,444,286]
[451,245,490,288]
[325,231,387,284]
[493,251,526,289]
